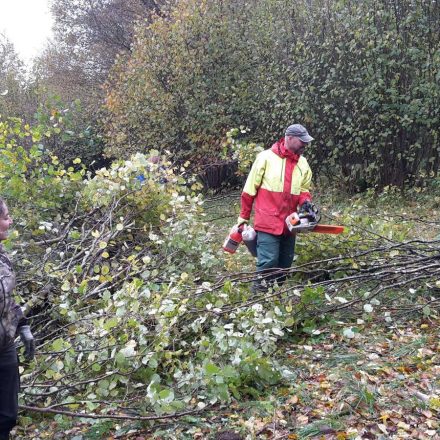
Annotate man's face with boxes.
[285,136,308,155]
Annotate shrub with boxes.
[103,0,440,191]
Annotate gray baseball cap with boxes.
[285,124,314,143]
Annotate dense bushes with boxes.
[33,97,105,168]
[104,0,440,191]
[0,116,84,229]
[302,0,440,191]
[1,116,295,415]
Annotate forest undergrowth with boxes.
[13,183,440,440]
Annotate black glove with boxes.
[19,325,35,361]
[299,201,320,223]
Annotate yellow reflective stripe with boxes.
[259,151,284,192]
[300,167,312,193]
[243,151,268,196]
[296,156,312,194]
[244,150,312,194]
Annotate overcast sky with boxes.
[0,0,54,66]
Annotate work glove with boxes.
[19,325,35,361]
[236,217,249,229]
[299,201,320,223]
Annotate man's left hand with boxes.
[19,325,35,361]
[300,201,320,222]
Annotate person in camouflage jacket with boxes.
[0,198,35,440]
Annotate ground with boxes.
[15,317,439,439]
[13,187,440,439]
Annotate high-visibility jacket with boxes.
[238,138,312,235]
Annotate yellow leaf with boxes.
[429,397,440,410]
[99,241,107,249]
[397,421,410,430]
[320,381,331,389]
[380,413,390,422]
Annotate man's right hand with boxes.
[236,217,249,228]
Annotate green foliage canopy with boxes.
[104,0,440,191]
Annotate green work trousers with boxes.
[255,231,295,287]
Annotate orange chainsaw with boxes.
[286,202,344,235]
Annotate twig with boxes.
[18,404,204,421]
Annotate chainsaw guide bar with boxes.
[311,224,345,234]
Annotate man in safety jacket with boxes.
[237,124,314,290]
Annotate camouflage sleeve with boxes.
[11,300,27,330]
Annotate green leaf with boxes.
[104,317,119,330]
[52,338,64,351]
[205,363,221,375]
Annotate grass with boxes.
[392,335,428,358]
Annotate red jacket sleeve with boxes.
[239,192,255,221]
[298,191,312,206]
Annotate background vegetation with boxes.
[104,0,440,191]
